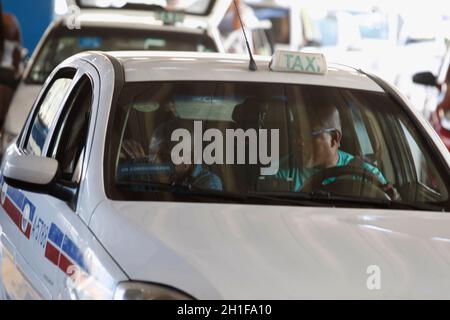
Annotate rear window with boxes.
[26,26,217,84]
[105,81,450,211]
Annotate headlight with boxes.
[113,282,193,300]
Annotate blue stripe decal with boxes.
[6,186,24,209]
[48,223,64,248]
[61,236,86,271]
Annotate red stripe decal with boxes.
[2,197,22,230]
[25,224,32,239]
[45,242,60,266]
[58,254,74,275]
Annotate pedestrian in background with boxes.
[0,0,22,128]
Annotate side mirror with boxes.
[412,71,437,86]
[3,153,76,202]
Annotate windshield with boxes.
[76,0,215,16]
[26,26,217,84]
[106,81,450,210]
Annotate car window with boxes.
[26,26,218,84]
[25,76,73,156]
[399,120,446,200]
[49,76,93,183]
[106,81,449,210]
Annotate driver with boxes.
[275,103,397,197]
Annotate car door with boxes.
[37,60,123,300]
[0,60,98,299]
[0,69,75,299]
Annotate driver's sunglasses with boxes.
[310,128,337,137]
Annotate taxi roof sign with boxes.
[269,50,327,75]
[155,11,185,25]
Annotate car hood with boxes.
[90,200,450,299]
[4,83,42,135]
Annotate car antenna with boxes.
[232,0,257,71]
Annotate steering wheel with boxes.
[300,165,391,200]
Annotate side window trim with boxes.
[40,70,87,156]
[47,71,96,211]
[46,73,94,159]
[76,62,102,194]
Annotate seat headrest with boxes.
[232,98,262,126]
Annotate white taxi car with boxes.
[1,50,450,300]
[1,0,231,154]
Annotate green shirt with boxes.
[275,150,388,192]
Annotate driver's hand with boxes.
[383,183,401,201]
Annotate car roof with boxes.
[63,9,211,32]
[97,51,384,92]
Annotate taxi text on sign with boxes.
[270,50,327,75]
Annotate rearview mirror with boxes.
[412,71,437,86]
[3,153,76,202]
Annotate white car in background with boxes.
[1,49,450,299]
[1,0,231,154]
[304,8,401,72]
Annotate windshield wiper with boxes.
[258,191,447,212]
[116,182,447,211]
[116,181,319,206]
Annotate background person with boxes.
[0,0,22,127]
